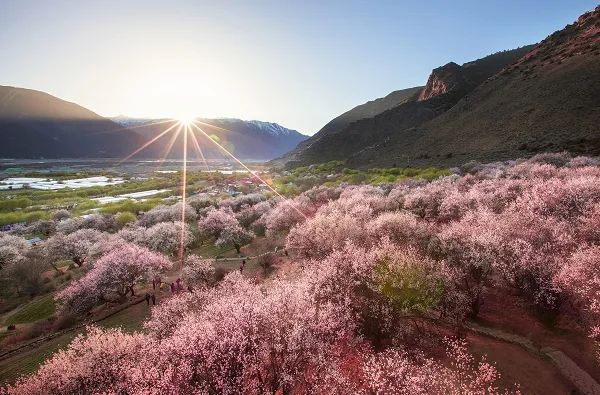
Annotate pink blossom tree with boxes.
[55,214,117,234]
[197,207,239,239]
[286,211,366,259]
[181,254,215,286]
[353,339,515,394]
[263,195,316,236]
[187,193,216,212]
[218,193,265,212]
[215,224,254,253]
[2,326,153,395]
[42,229,109,269]
[55,243,172,314]
[556,245,600,359]
[235,201,272,228]
[0,234,29,270]
[143,221,194,256]
[138,202,197,226]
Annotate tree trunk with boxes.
[468,293,481,319]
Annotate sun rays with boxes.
[116,117,307,266]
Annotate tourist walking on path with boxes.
[145,293,151,306]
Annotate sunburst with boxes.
[116,116,307,271]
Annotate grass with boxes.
[3,294,56,326]
[191,241,237,258]
[0,236,270,385]
[97,301,150,333]
[0,298,151,384]
[0,330,80,384]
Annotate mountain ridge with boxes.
[347,5,600,168]
[0,85,144,159]
[112,117,307,161]
[279,43,536,168]
[0,87,308,161]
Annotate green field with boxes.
[3,294,56,326]
[0,330,80,384]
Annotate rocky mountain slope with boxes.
[282,86,422,163]
[282,6,599,168]
[113,117,307,161]
[0,86,144,158]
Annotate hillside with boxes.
[277,86,423,165]
[281,6,599,168]
[114,117,307,161]
[0,86,306,161]
[0,86,144,158]
[350,6,600,167]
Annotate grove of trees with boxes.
[4,152,600,393]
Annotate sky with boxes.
[0,0,596,135]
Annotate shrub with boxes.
[115,211,136,227]
[257,253,277,276]
[374,254,445,314]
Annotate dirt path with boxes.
[467,322,600,395]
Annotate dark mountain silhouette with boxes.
[280,6,600,168]
[0,86,307,161]
[0,86,144,158]
[281,86,422,163]
[112,117,307,161]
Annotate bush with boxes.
[115,211,137,227]
[374,255,445,314]
[257,253,278,276]
[52,312,78,331]
[213,267,228,282]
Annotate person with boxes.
[151,293,156,305]
[284,249,289,257]
[144,293,151,306]
[159,281,164,292]
[176,278,182,292]
[187,285,193,293]
[152,278,156,290]
[240,263,244,274]
[170,282,175,293]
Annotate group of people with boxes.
[144,276,193,306]
[144,292,156,306]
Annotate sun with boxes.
[176,114,196,126]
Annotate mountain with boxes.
[0,86,144,158]
[112,117,308,161]
[0,86,307,161]
[280,86,422,163]
[281,6,600,169]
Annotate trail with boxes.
[466,322,600,395]
[0,248,285,363]
[0,296,146,361]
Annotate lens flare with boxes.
[189,121,307,219]
[179,125,189,268]
[176,115,196,126]
[115,116,309,273]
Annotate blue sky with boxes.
[0,0,596,135]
